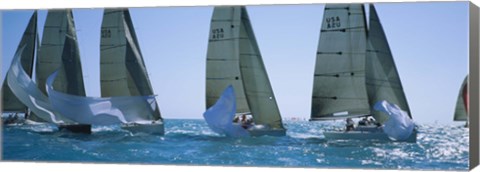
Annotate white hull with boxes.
[121,120,165,135]
[324,126,417,143]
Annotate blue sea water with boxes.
[2,119,468,170]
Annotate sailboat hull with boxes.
[58,124,92,134]
[247,125,286,137]
[324,127,417,143]
[121,120,165,135]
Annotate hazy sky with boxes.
[2,2,468,124]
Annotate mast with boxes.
[454,75,468,122]
[310,4,370,120]
[2,11,37,113]
[100,8,162,121]
[365,4,411,124]
[206,6,250,113]
[238,7,284,129]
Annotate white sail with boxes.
[365,4,411,124]
[46,71,158,125]
[453,75,468,121]
[311,4,370,120]
[206,7,250,113]
[374,100,414,141]
[203,85,250,137]
[206,6,284,130]
[7,45,73,124]
[100,9,162,121]
[2,11,37,113]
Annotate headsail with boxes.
[32,9,86,122]
[311,4,370,120]
[238,7,284,129]
[206,6,250,113]
[454,75,468,121]
[100,9,162,121]
[2,11,37,113]
[365,4,411,124]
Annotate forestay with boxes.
[311,4,370,120]
[100,9,162,121]
[365,4,411,124]
[203,85,250,137]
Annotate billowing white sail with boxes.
[100,9,162,121]
[453,76,468,122]
[30,9,86,122]
[7,45,73,124]
[46,71,158,125]
[2,11,37,113]
[206,6,285,131]
[203,85,250,137]
[311,4,370,120]
[366,4,411,124]
[374,100,414,141]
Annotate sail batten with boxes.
[311,4,370,119]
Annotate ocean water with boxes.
[2,119,468,170]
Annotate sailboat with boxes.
[34,9,91,133]
[453,75,468,127]
[100,8,164,135]
[2,11,37,125]
[5,10,91,133]
[310,4,416,142]
[204,6,286,137]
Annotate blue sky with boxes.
[2,2,469,124]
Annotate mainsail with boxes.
[100,9,162,121]
[453,75,468,122]
[206,6,284,130]
[311,4,370,120]
[2,11,37,113]
[31,9,86,122]
[365,4,411,124]
[206,6,250,113]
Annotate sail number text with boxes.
[101,29,111,38]
[326,16,341,29]
[211,28,224,39]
